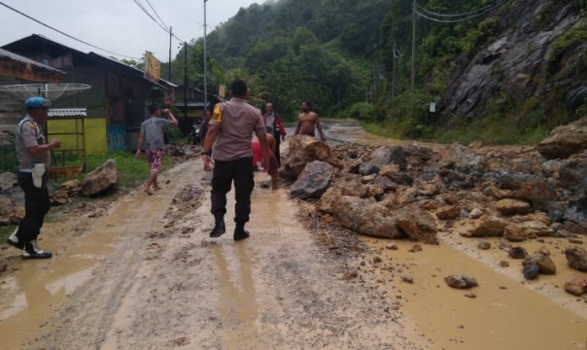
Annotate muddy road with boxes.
[1,124,586,349]
[0,158,425,350]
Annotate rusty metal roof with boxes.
[0,48,65,74]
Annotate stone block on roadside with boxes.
[291,161,334,200]
[495,199,531,216]
[81,159,118,196]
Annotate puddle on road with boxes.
[0,195,144,350]
[210,179,302,350]
[364,238,587,350]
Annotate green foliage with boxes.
[461,17,499,53]
[349,102,376,121]
[0,145,17,173]
[0,225,16,243]
[546,19,587,72]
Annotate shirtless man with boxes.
[294,101,326,142]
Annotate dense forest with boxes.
[163,0,587,144]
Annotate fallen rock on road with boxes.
[445,274,479,289]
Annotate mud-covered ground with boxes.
[0,157,427,350]
[1,125,587,350]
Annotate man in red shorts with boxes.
[252,133,278,190]
[136,103,178,194]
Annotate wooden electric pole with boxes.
[184,42,188,119]
[168,26,172,82]
[411,0,417,96]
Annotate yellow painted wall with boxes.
[47,118,107,155]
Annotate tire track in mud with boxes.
[20,157,428,350]
[24,160,204,350]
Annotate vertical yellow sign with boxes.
[144,52,161,83]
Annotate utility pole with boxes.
[392,42,397,105]
[168,26,172,82]
[411,0,417,96]
[184,42,188,119]
[203,0,208,113]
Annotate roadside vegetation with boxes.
[161,0,587,145]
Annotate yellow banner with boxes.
[144,52,161,83]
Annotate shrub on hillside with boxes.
[349,102,376,121]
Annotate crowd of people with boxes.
[6,79,327,259]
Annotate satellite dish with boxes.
[0,83,91,101]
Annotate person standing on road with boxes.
[198,109,212,145]
[6,97,61,259]
[201,79,277,241]
[294,101,326,142]
[252,133,278,190]
[262,103,286,167]
[136,103,178,195]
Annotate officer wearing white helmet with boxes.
[6,96,61,259]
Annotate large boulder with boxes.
[565,247,587,272]
[0,172,17,192]
[81,159,118,196]
[466,216,508,237]
[495,199,531,216]
[331,196,402,239]
[395,207,439,244]
[290,161,333,200]
[511,180,558,212]
[282,135,332,180]
[328,195,438,243]
[537,116,587,159]
[51,179,82,205]
[371,146,407,169]
[443,144,486,171]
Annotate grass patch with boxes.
[81,151,175,189]
[0,225,16,243]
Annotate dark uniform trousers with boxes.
[17,172,50,244]
[211,157,255,224]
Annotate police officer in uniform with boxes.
[6,97,61,259]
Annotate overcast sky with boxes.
[0,0,263,61]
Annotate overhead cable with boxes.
[144,0,168,29]
[0,1,140,59]
[416,2,498,18]
[132,0,184,42]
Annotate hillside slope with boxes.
[171,0,587,142]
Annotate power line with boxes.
[417,3,498,18]
[415,1,504,23]
[132,0,184,42]
[144,0,168,29]
[0,1,140,59]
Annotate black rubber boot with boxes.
[209,214,226,238]
[233,222,249,241]
[22,241,52,260]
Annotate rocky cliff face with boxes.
[443,0,587,122]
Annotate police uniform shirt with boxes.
[15,115,50,170]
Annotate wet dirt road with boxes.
[1,124,587,349]
[0,158,425,349]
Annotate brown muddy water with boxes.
[365,238,587,350]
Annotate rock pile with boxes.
[285,117,587,250]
